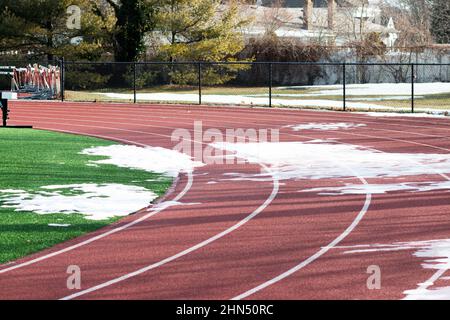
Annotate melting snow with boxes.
[302,181,450,195]
[0,184,158,220]
[337,239,450,300]
[287,123,366,131]
[81,145,204,177]
[362,112,449,118]
[282,83,450,96]
[211,140,450,181]
[0,145,204,220]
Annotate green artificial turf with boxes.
[0,129,172,264]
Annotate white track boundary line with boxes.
[60,163,279,300]
[0,119,277,275]
[7,111,450,298]
[232,133,450,300]
[60,139,371,300]
[12,101,450,130]
[0,129,194,274]
[11,109,450,142]
[232,154,372,300]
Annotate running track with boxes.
[1,101,450,300]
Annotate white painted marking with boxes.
[232,164,372,300]
[0,129,195,274]
[60,163,280,300]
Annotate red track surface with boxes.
[1,101,450,300]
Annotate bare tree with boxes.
[263,0,294,35]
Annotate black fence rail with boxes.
[2,59,450,113]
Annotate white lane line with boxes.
[11,102,450,145]
[9,114,450,297]
[12,102,450,133]
[12,111,450,143]
[0,129,194,274]
[60,163,280,300]
[232,129,450,300]
[232,154,372,300]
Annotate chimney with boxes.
[328,0,335,31]
[303,0,313,30]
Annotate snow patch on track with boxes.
[286,123,366,131]
[301,181,450,195]
[337,240,450,300]
[0,184,158,220]
[81,145,204,177]
[212,140,450,181]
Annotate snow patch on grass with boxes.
[0,184,158,220]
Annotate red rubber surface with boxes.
[1,100,450,300]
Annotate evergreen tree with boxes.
[154,0,251,85]
[431,0,450,44]
[0,0,112,61]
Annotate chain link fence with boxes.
[1,59,450,113]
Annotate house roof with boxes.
[238,4,398,42]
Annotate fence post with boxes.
[342,62,346,111]
[133,62,137,104]
[269,63,273,108]
[198,62,202,105]
[411,63,415,113]
[60,57,65,102]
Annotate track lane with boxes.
[0,103,450,300]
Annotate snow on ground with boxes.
[286,123,366,131]
[81,144,204,177]
[247,94,421,101]
[213,139,450,299]
[0,184,158,220]
[347,96,423,101]
[100,92,402,111]
[100,82,450,112]
[0,145,205,220]
[301,181,450,195]
[211,140,450,182]
[336,239,450,300]
[280,82,450,96]
[361,112,449,118]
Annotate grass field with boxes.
[0,129,172,264]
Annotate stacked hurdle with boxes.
[7,64,61,99]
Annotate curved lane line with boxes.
[0,129,194,274]
[60,163,280,300]
[8,110,450,298]
[233,129,450,300]
[232,154,372,300]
